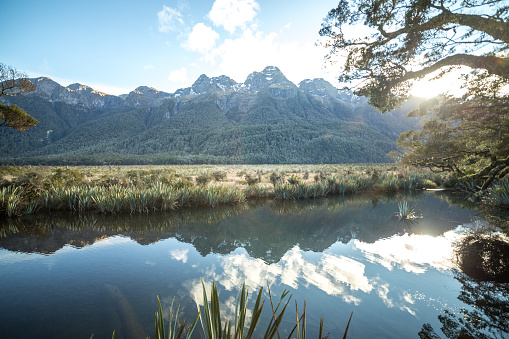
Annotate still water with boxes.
[0,192,507,338]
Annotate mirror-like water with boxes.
[0,192,507,338]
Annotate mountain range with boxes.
[0,66,420,165]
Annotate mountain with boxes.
[0,66,420,165]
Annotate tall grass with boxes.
[0,186,23,217]
[36,184,246,214]
[0,165,456,217]
[156,280,343,339]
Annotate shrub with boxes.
[195,173,212,186]
[244,173,259,186]
[212,171,227,181]
[371,169,380,183]
[381,177,399,193]
[269,172,284,186]
[287,175,300,185]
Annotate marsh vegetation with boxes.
[1,164,508,218]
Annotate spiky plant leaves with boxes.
[342,312,353,339]
[155,295,199,339]
[264,285,292,339]
[244,286,265,339]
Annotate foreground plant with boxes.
[484,181,509,209]
[155,296,200,339]
[397,201,417,220]
[154,280,352,338]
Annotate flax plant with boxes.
[1,186,24,217]
[155,296,200,339]
[397,201,417,220]
[192,280,344,339]
[485,181,509,208]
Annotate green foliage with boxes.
[0,103,38,131]
[485,181,509,208]
[0,165,440,217]
[0,63,38,131]
[196,280,336,339]
[287,175,301,185]
[155,296,200,339]
[269,172,284,186]
[398,77,509,192]
[397,201,417,220]
[212,171,227,181]
[320,0,509,112]
[244,173,259,186]
[0,81,419,165]
[196,173,212,186]
[381,176,399,193]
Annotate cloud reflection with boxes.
[354,231,460,274]
[170,248,189,263]
[182,230,460,318]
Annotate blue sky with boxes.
[3,0,342,95]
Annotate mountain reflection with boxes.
[0,193,477,264]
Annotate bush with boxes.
[195,173,212,186]
[244,173,259,186]
[287,175,300,185]
[212,171,227,181]
[269,172,284,186]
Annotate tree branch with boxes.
[396,54,509,84]
[381,11,509,44]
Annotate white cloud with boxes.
[168,67,188,82]
[281,23,292,31]
[183,23,220,53]
[208,0,260,34]
[90,83,132,96]
[170,248,189,263]
[354,232,459,274]
[143,64,154,70]
[205,28,334,85]
[158,5,184,33]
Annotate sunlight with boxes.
[409,68,468,98]
[354,230,461,274]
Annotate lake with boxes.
[1,192,508,338]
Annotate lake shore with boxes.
[0,164,507,217]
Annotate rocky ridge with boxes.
[25,66,354,111]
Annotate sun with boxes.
[409,68,467,98]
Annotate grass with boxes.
[0,164,455,217]
[396,201,417,220]
[152,279,349,339]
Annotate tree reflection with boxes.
[419,234,509,339]
[0,193,478,261]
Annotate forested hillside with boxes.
[0,66,420,165]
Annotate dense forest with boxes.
[0,67,420,165]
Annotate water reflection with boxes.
[355,231,460,274]
[1,192,497,339]
[0,192,476,260]
[419,270,509,338]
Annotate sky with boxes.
[3,0,345,96]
